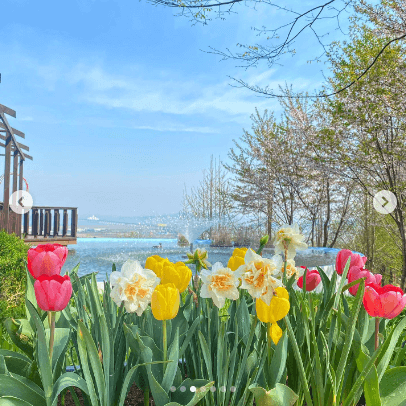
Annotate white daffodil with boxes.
[110,259,160,316]
[276,258,301,280]
[236,249,284,305]
[199,262,240,308]
[274,223,308,259]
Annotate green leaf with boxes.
[356,350,381,406]
[162,328,180,393]
[135,333,170,406]
[379,366,406,406]
[0,397,34,406]
[77,320,106,406]
[249,383,299,406]
[178,315,203,358]
[76,322,101,406]
[0,350,31,376]
[44,328,71,381]
[50,372,89,406]
[268,330,288,389]
[0,374,46,406]
[376,316,406,383]
[3,319,34,359]
[25,300,53,402]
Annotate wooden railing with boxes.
[23,206,78,239]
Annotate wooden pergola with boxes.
[0,103,32,237]
[0,102,77,245]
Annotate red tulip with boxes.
[348,266,382,296]
[297,269,321,291]
[28,244,68,279]
[34,274,72,311]
[336,249,367,277]
[363,283,406,319]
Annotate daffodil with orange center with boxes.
[227,247,248,271]
[276,258,301,280]
[110,259,160,316]
[236,249,284,305]
[200,262,240,308]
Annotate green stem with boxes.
[49,311,56,362]
[143,386,149,406]
[375,317,380,352]
[267,322,272,367]
[163,319,167,375]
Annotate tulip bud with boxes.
[151,283,180,320]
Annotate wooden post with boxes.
[2,133,12,231]
[23,210,29,235]
[54,210,60,237]
[32,208,39,237]
[19,156,24,236]
[39,209,44,236]
[63,209,68,236]
[71,208,77,237]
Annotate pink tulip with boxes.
[297,269,321,291]
[34,274,72,311]
[348,266,382,296]
[363,283,406,319]
[336,249,367,277]
[28,244,68,279]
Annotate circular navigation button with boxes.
[373,190,397,214]
[10,190,33,214]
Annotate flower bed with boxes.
[1,225,406,406]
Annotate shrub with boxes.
[0,230,29,323]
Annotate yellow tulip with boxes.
[159,262,192,293]
[145,255,172,278]
[256,287,290,324]
[151,283,180,320]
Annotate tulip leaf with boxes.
[3,318,34,360]
[0,350,31,376]
[168,378,214,406]
[355,350,381,406]
[26,299,53,402]
[268,330,288,389]
[50,372,89,406]
[379,366,406,406]
[162,328,180,393]
[236,297,250,344]
[178,315,203,359]
[197,331,214,381]
[249,383,299,406]
[0,374,46,406]
[135,333,170,406]
[0,397,34,406]
[375,316,406,383]
[44,327,71,381]
[0,354,9,375]
[76,320,104,406]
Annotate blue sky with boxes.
[0,0,350,218]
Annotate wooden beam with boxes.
[0,104,16,118]
[0,123,25,139]
[0,112,25,159]
[0,135,29,151]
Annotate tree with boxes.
[182,155,234,220]
[321,21,406,289]
[147,0,406,98]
